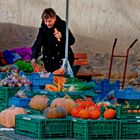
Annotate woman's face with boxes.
[44,17,56,28]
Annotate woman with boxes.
[31,8,75,72]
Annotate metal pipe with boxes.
[122,39,138,89]
[64,0,69,72]
[108,38,117,79]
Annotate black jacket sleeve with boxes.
[56,18,75,47]
[58,29,75,47]
[68,29,75,46]
[31,27,43,59]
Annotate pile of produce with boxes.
[0,73,31,87]
[14,60,33,73]
[0,65,11,73]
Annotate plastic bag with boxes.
[62,58,74,77]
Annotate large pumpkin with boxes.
[29,95,49,111]
[0,106,27,128]
[51,95,76,115]
[43,106,67,118]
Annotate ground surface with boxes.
[0,126,76,140]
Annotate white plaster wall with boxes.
[0,0,140,73]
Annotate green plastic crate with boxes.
[26,108,43,114]
[72,118,118,140]
[119,119,140,139]
[15,114,72,139]
[129,99,140,106]
[0,86,20,107]
[116,106,140,119]
[0,103,8,112]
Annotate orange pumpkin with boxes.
[88,105,100,111]
[51,95,76,115]
[0,106,27,128]
[43,106,67,118]
[75,99,86,108]
[71,106,83,118]
[79,108,89,119]
[75,98,95,108]
[29,95,49,111]
[88,109,100,120]
[103,108,116,119]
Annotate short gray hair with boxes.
[41,8,56,19]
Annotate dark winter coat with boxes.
[31,15,75,72]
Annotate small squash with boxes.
[43,106,67,118]
[45,84,58,92]
[103,108,116,119]
[0,106,27,128]
[75,98,95,108]
[88,109,100,120]
[71,106,83,118]
[88,105,100,111]
[29,95,49,111]
[78,108,89,119]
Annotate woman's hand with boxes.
[54,28,62,42]
[31,58,36,65]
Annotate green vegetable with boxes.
[65,82,96,90]
[15,60,33,73]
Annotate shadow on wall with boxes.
[0,23,38,51]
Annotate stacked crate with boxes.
[0,86,20,111]
[115,87,140,139]
[92,79,120,102]
[72,118,118,140]
[9,97,31,108]
[29,73,54,90]
[0,72,7,80]
[15,114,72,139]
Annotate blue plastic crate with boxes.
[92,79,120,102]
[29,73,54,90]
[93,79,120,93]
[19,71,31,80]
[92,92,109,102]
[9,97,31,108]
[0,72,8,80]
[115,87,140,99]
